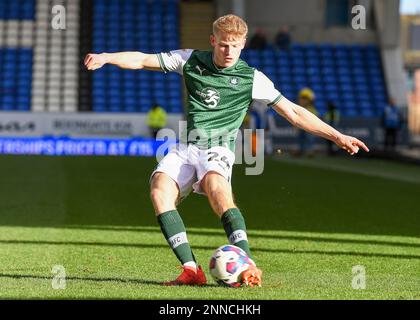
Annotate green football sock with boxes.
[157,210,196,265]
[221,208,253,259]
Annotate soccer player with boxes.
[84,14,369,287]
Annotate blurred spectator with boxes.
[247,28,267,50]
[382,98,402,152]
[324,101,340,155]
[147,104,167,139]
[247,100,274,155]
[242,105,262,156]
[297,88,318,156]
[263,108,274,155]
[246,105,262,130]
[274,26,291,50]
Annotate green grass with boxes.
[0,154,419,299]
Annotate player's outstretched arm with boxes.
[272,97,369,155]
[84,52,161,71]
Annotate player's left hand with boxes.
[335,134,369,155]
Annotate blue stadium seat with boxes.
[306,58,321,68]
[293,74,307,83]
[342,100,357,110]
[320,47,334,56]
[359,101,373,110]
[336,66,350,74]
[305,49,319,59]
[342,109,357,117]
[340,84,354,93]
[291,56,305,65]
[277,57,291,67]
[358,92,371,102]
[306,66,321,76]
[262,58,276,67]
[336,59,351,68]
[326,92,340,101]
[290,48,304,59]
[334,50,349,60]
[324,82,338,91]
[316,98,326,108]
[0,47,33,112]
[311,85,324,96]
[360,109,374,117]
[92,0,182,113]
[338,75,352,84]
[292,66,305,75]
[321,66,335,75]
[273,50,289,59]
[261,49,274,59]
[0,0,33,20]
[250,59,261,68]
[321,59,335,67]
[324,75,337,84]
[246,50,260,59]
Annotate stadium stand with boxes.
[0,48,32,111]
[0,0,35,111]
[0,0,388,118]
[32,0,80,113]
[92,0,183,113]
[0,0,35,20]
[242,43,388,118]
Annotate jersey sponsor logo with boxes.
[229,230,248,244]
[168,232,188,249]
[197,87,220,109]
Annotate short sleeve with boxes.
[252,70,283,106]
[157,49,193,75]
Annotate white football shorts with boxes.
[150,143,235,201]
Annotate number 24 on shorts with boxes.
[207,151,231,171]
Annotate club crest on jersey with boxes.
[197,87,220,109]
[228,76,240,86]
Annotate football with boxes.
[209,244,255,287]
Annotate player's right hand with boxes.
[335,133,369,155]
[84,53,107,70]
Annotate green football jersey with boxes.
[157,49,282,151]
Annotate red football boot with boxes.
[163,265,207,286]
[242,265,263,287]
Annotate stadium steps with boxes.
[179,0,214,112]
[180,1,214,50]
[31,0,80,112]
[78,0,94,112]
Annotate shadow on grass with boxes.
[64,225,420,249]
[0,273,219,288]
[0,155,419,238]
[0,239,419,260]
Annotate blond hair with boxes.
[213,14,248,39]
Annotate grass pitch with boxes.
[0,154,419,299]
